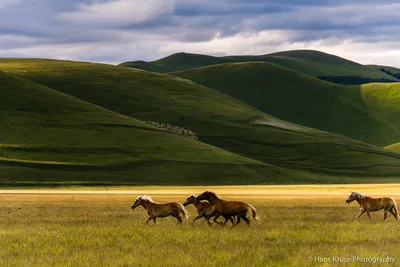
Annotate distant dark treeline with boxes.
[318,76,397,85]
[378,68,400,79]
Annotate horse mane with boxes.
[205,191,223,200]
[353,192,367,199]
[138,195,158,203]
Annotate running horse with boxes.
[195,191,258,226]
[131,195,188,225]
[345,191,399,220]
[183,194,235,226]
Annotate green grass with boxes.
[385,142,400,153]
[174,62,400,147]
[1,189,400,266]
[2,58,400,185]
[361,83,400,134]
[120,50,398,83]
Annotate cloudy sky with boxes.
[1,0,400,66]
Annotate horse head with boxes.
[196,191,221,202]
[131,194,147,209]
[183,194,197,206]
[195,191,210,201]
[345,191,356,204]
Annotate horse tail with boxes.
[247,204,258,221]
[178,203,189,219]
[392,200,399,220]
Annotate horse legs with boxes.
[383,209,388,221]
[366,211,372,220]
[241,214,251,226]
[191,215,203,225]
[205,215,212,226]
[356,209,365,219]
[220,216,230,226]
[213,213,224,226]
[175,214,183,226]
[222,216,237,226]
[232,215,241,227]
[222,216,235,226]
[145,216,155,225]
[389,207,398,220]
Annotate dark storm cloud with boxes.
[0,0,400,65]
[173,1,294,16]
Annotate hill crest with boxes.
[120,49,398,84]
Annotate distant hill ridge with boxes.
[120,50,398,85]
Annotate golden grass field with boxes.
[1,185,400,267]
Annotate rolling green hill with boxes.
[119,52,231,73]
[0,68,283,186]
[2,58,400,186]
[224,50,398,84]
[173,62,400,146]
[120,50,398,84]
[360,82,400,136]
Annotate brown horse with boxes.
[131,195,188,225]
[195,191,258,226]
[183,194,235,226]
[346,191,399,220]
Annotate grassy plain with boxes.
[1,185,400,266]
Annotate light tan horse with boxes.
[131,195,188,225]
[346,191,399,220]
[183,194,236,226]
[195,191,258,226]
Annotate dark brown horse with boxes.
[195,191,258,226]
[346,191,399,220]
[183,194,235,226]
[131,195,188,225]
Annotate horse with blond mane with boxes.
[195,191,258,226]
[345,191,399,221]
[183,194,236,226]
[131,195,188,225]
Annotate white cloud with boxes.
[159,30,297,55]
[158,30,400,67]
[306,40,400,67]
[0,31,167,64]
[59,0,176,26]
